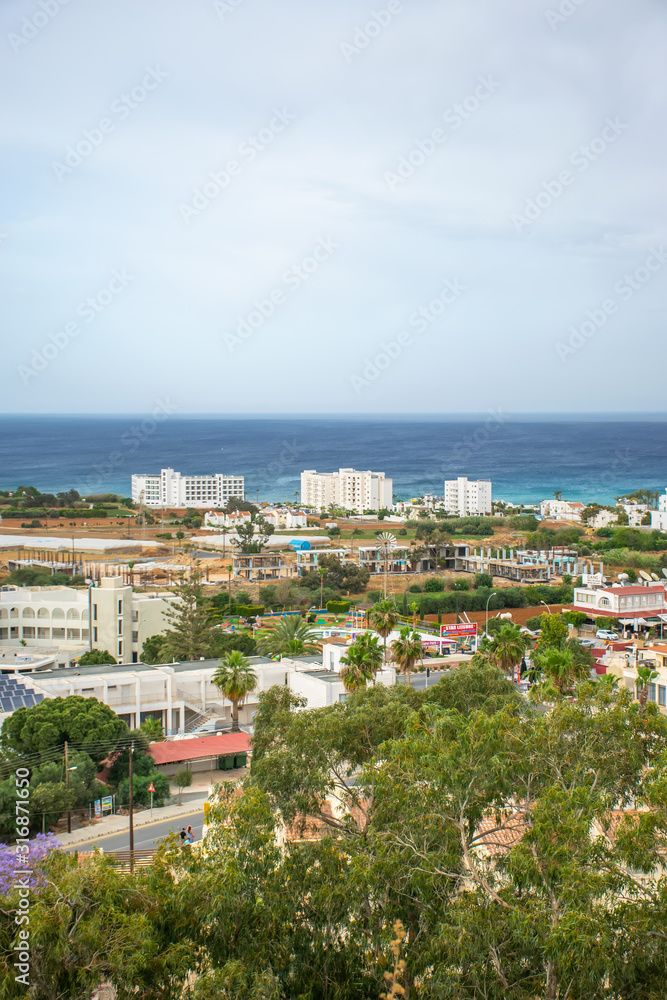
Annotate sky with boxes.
[1,0,666,415]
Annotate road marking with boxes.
[63,807,204,850]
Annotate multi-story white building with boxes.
[444,477,492,516]
[300,469,393,513]
[0,578,180,664]
[261,508,308,529]
[132,468,244,509]
[651,490,667,532]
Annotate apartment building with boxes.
[443,477,492,516]
[651,490,667,531]
[261,507,308,529]
[132,467,244,508]
[0,578,180,664]
[300,468,393,513]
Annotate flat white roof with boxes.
[0,535,158,552]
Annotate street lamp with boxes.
[540,600,552,615]
[85,578,94,652]
[485,592,498,635]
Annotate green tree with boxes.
[77,648,116,665]
[160,572,214,662]
[536,611,570,651]
[530,646,590,700]
[141,633,167,664]
[212,650,258,731]
[140,716,165,741]
[173,767,192,804]
[255,616,321,658]
[231,520,271,553]
[390,627,423,684]
[369,599,400,665]
[1,695,128,764]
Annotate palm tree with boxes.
[531,647,587,698]
[339,638,380,692]
[390,627,423,685]
[636,664,659,714]
[256,616,321,658]
[369,599,400,666]
[212,650,258,732]
[488,625,529,683]
[140,716,165,741]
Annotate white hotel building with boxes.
[301,468,393,513]
[0,578,180,665]
[444,477,492,517]
[131,467,244,508]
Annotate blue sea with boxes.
[0,414,666,506]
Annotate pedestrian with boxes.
[179,827,186,843]
[186,825,196,843]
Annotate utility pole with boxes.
[128,742,134,856]
[64,741,71,834]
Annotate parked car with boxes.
[578,638,596,648]
[596,629,619,641]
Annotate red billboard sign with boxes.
[440,622,478,637]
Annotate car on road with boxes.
[596,629,619,641]
[578,638,596,648]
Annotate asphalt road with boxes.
[66,806,205,853]
[398,669,451,689]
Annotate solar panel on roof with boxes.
[34,693,44,702]
[0,698,12,712]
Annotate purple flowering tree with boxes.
[0,832,61,895]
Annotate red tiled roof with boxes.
[149,732,251,766]
[600,586,666,596]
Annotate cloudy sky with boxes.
[2,0,666,414]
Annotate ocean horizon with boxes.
[1,414,666,506]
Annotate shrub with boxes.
[423,577,444,593]
[595,616,618,631]
[326,600,351,614]
[473,573,493,590]
[525,616,543,631]
[231,604,264,618]
[450,579,470,591]
[408,585,422,593]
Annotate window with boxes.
[82,687,94,694]
[118,641,123,657]
[93,627,98,642]
[93,604,98,621]
[118,620,123,635]
[118,600,123,615]
[648,683,657,703]
[67,628,80,640]
[0,628,8,639]
[659,686,666,707]
[22,627,35,638]
[52,628,64,639]
[37,628,49,638]
[132,631,138,643]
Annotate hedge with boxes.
[326,600,351,613]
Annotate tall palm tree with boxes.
[636,665,659,714]
[488,625,529,683]
[390,627,423,685]
[369,599,400,666]
[339,637,381,692]
[256,616,321,658]
[212,650,258,732]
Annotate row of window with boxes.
[0,607,90,620]
[638,682,667,707]
[0,627,90,641]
